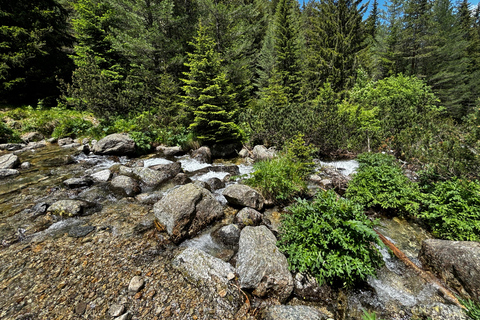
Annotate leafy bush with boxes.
[345,152,420,216]
[417,178,480,241]
[51,117,94,139]
[244,135,316,203]
[278,190,384,287]
[0,120,21,143]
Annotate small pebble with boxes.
[128,276,144,294]
[109,303,125,317]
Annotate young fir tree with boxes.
[180,24,242,145]
[381,0,406,76]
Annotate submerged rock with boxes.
[153,183,224,243]
[172,247,244,315]
[262,305,329,320]
[419,239,480,302]
[93,133,136,155]
[223,184,264,211]
[0,154,20,169]
[236,226,293,302]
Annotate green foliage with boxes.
[346,152,420,215]
[1,106,97,138]
[245,134,315,202]
[417,178,480,241]
[459,297,480,320]
[0,120,21,143]
[362,310,385,320]
[278,190,384,287]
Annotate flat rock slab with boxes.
[63,177,93,189]
[263,305,329,320]
[0,154,20,169]
[419,239,480,302]
[154,183,223,243]
[223,184,264,211]
[236,226,293,302]
[68,225,95,238]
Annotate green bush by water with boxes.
[278,190,384,287]
[345,152,420,216]
[418,178,480,241]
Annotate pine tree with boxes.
[180,24,242,144]
[381,0,406,76]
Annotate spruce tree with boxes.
[303,0,367,95]
[180,24,242,144]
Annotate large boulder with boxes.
[93,134,136,155]
[252,145,276,162]
[0,154,20,169]
[419,239,480,302]
[110,175,140,197]
[191,146,212,164]
[223,184,264,211]
[21,132,44,143]
[235,207,263,229]
[156,145,184,157]
[262,306,329,320]
[172,247,244,317]
[236,226,293,302]
[117,164,179,188]
[46,200,92,217]
[153,183,224,243]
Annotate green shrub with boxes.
[0,120,21,143]
[51,117,94,139]
[278,190,384,287]
[245,155,308,203]
[459,297,480,320]
[417,178,480,241]
[345,152,420,216]
[244,135,316,203]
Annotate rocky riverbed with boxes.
[0,133,477,320]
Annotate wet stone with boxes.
[117,312,132,320]
[109,303,125,317]
[128,276,144,294]
[0,168,19,178]
[75,301,87,315]
[0,153,20,169]
[63,177,93,189]
[91,169,111,182]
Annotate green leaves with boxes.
[417,178,480,241]
[278,190,384,287]
[346,152,420,216]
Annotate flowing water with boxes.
[0,146,464,319]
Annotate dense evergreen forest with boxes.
[2,0,480,178]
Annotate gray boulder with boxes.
[0,143,26,151]
[0,154,20,169]
[93,133,136,155]
[63,177,93,189]
[238,147,250,158]
[156,145,183,157]
[293,273,324,302]
[252,145,276,162]
[172,247,243,317]
[21,132,44,143]
[212,224,241,247]
[153,183,224,243]
[57,137,73,146]
[47,200,92,217]
[110,175,140,197]
[235,207,263,229]
[117,164,179,188]
[171,173,192,185]
[223,184,264,211]
[0,169,19,178]
[90,169,111,182]
[263,306,329,320]
[192,146,212,163]
[236,226,293,302]
[206,177,225,191]
[135,192,163,205]
[419,239,480,302]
